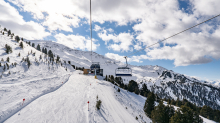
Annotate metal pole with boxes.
[90,0,92,63]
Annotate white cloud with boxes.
[94,25,101,32]
[7,0,148,31]
[5,0,220,66]
[8,0,81,32]
[43,13,80,32]
[105,53,125,61]
[97,27,134,52]
[0,0,50,39]
[55,33,99,51]
[190,0,220,16]
[105,53,147,63]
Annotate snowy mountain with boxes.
[0,27,219,123]
[30,40,220,111]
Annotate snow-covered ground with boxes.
[4,71,151,123]
[0,30,74,122]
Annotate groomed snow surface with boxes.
[3,71,151,123]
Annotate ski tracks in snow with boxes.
[5,71,139,123]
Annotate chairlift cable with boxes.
[126,14,220,58]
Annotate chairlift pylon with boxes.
[115,56,132,77]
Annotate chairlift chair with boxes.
[115,57,132,77]
[90,62,100,73]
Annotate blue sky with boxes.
[1,0,220,81]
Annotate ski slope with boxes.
[4,71,151,123]
[0,28,218,123]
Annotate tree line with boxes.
[104,74,220,123]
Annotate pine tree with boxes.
[15,35,20,42]
[124,84,128,90]
[140,83,150,96]
[21,37,23,41]
[163,104,175,123]
[44,48,47,54]
[171,99,176,105]
[144,92,156,118]
[32,43,35,48]
[7,30,11,36]
[6,57,10,62]
[4,27,7,31]
[37,44,41,51]
[42,48,45,53]
[48,50,53,58]
[5,45,12,54]
[40,55,42,60]
[18,52,20,57]
[200,105,213,119]
[0,63,1,67]
[2,32,4,35]
[144,92,148,97]
[128,80,138,92]
[56,55,60,63]
[19,42,23,49]
[171,105,203,123]
[27,57,31,68]
[151,101,165,123]
[105,75,108,81]
[1,58,4,61]
[14,62,17,67]
[134,87,140,94]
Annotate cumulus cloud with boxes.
[5,0,220,66]
[8,0,81,32]
[0,0,50,39]
[55,33,99,51]
[190,0,220,16]
[97,27,134,52]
